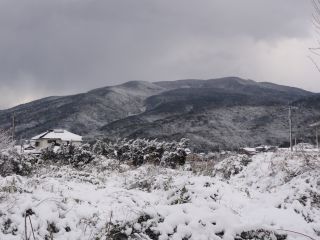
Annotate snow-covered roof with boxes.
[242,147,256,152]
[31,129,82,142]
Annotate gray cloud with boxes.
[0,0,317,109]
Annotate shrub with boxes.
[235,229,287,240]
[213,154,252,179]
[40,143,95,168]
[0,150,34,177]
[70,144,95,168]
[40,144,57,161]
[93,138,189,168]
[38,138,190,169]
[92,140,116,158]
[161,148,187,168]
[0,129,14,152]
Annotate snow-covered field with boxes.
[1,150,320,240]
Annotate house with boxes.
[239,147,257,155]
[239,145,277,155]
[31,129,82,149]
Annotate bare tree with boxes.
[309,0,320,71]
[0,129,14,152]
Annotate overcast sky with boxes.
[0,0,318,109]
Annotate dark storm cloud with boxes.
[0,0,317,108]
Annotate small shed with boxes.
[31,129,82,149]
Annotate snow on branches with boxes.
[0,129,14,152]
[92,138,189,168]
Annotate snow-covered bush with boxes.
[56,143,75,162]
[95,213,163,240]
[265,150,320,184]
[40,143,95,168]
[2,150,320,240]
[235,229,287,240]
[92,140,117,158]
[0,129,14,153]
[0,129,28,177]
[213,154,252,179]
[40,144,57,161]
[0,151,34,177]
[169,185,191,205]
[93,138,189,168]
[161,148,187,168]
[69,144,95,168]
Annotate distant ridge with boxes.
[0,77,318,151]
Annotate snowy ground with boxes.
[0,150,320,240]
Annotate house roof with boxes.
[31,129,82,142]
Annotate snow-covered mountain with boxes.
[0,77,317,150]
[0,81,165,138]
[99,78,317,151]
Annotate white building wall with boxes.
[35,139,82,150]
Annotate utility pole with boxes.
[20,136,23,153]
[288,106,299,152]
[12,112,15,141]
[316,126,319,150]
[310,121,320,150]
[289,106,293,152]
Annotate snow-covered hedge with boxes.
[0,138,189,177]
[0,151,35,177]
[41,143,95,168]
[92,138,189,168]
[0,129,14,153]
[213,154,252,179]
